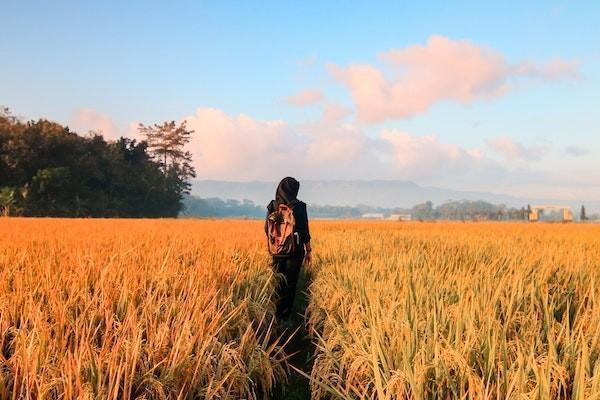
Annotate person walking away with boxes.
[265,177,312,319]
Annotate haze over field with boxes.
[193,180,600,212]
[1,2,599,203]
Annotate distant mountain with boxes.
[192,180,600,213]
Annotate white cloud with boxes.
[284,89,324,107]
[380,129,489,178]
[183,107,303,180]
[486,137,547,161]
[565,145,590,157]
[183,107,377,180]
[305,123,367,165]
[512,59,580,81]
[321,102,351,122]
[69,109,120,140]
[330,35,579,123]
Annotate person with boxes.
[265,177,312,318]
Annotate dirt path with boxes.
[271,269,315,400]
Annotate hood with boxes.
[275,177,300,206]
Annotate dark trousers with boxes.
[272,256,303,318]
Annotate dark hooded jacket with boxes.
[265,177,311,258]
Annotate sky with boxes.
[1,1,599,200]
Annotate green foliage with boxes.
[0,107,193,217]
[0,187,19,216]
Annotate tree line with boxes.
[411,200,527,221]
[0,107,195,217]
[183,196,580,221]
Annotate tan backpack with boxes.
[266,203,296,256]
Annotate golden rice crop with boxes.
[0,218,286,399]
[3,218,600,400]
[307,222,600,399]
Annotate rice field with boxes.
[1,219,600,399]
[0,219,285,399]
[307,222,600,399]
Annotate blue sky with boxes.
[1,1,599,199]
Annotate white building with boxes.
[361,213,385,220]
[389,214,412,221]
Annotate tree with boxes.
[138,120,196,215]
[0,187,19,216]
[520,206,527,220]
[138,120,194,172]
[581,205,587,221]
[412,201,435,220]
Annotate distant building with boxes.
[529,205,573,222]
[361,213,385,220]
[388,214,412,221]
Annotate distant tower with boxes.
[581,205,587,221]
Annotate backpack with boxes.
[266,203,297,257]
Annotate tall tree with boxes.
[581,205,587,221]
[138,120,194,171]
[138,120,196,213]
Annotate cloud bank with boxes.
[285,89,323,107]
[180,107,502,184]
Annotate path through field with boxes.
[271,268,315,400]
